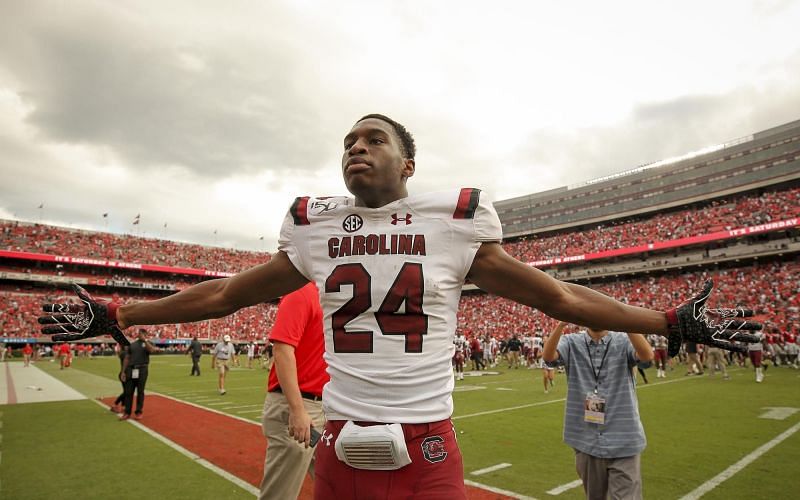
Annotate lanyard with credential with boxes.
[585,336,613,394]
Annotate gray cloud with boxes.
[507,60,800,192]
[0,2,334,177]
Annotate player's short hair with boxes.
[358,114,417,160]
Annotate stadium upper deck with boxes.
[496,119,800,237]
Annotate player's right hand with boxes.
[38,284,130,346]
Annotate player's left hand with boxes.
[38,284,130,346]
[666,279,762,357]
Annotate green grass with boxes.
[0,399,254,500]
[2,356,799,499]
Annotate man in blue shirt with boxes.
[543,321,653,500]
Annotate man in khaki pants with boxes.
[260,282,328,500]
[706,346,730,379]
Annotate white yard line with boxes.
[546,479,583,495]
[678,421,800,500]
[471,463,512,475]
[154,392,260,426]
[89,399,258,496]
[454,374,698,420]
[454,398,566,420]
[464,479,538,500]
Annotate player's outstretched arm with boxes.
[39,251,308,343]
[467,243,761,354]
[122,251,307,328]
[468,243,668,335]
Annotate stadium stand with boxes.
[1,220,269,273]
[503,187,800,261]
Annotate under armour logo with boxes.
[391,213,412,225]
[321,429,334,447]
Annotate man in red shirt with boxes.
[259,282,328,500]
[59,343,72,369]
[469,336,485,371]
[22,343,33,367]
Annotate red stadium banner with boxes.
[0,250,235,278]
[527,217,798,268]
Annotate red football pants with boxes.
[314,418,466,500]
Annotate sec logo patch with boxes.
[343,214,364,233]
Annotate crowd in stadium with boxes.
[503,187,800,261]
[1,220,268,272]
[2,187,798,276]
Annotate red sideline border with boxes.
[101,394,515,499]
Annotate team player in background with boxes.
[748,335,765,383]
[532,334,544,368]
[246,341,256,369]
[453,332,467,381]
[482,335,493,369]
[39,114,762,499]
[652,334,669,378]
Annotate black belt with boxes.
[270,386,322,402]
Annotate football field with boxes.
[1,355,798,499]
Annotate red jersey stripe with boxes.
[452,188,481,219]
[291,196,311,225]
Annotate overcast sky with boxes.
[1,0,799,253]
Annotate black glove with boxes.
[666,279,762,357]
[39,284,130,346]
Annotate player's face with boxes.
[342,118,415,208]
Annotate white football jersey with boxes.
[279,188,502,422]
[454,334,468,355]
